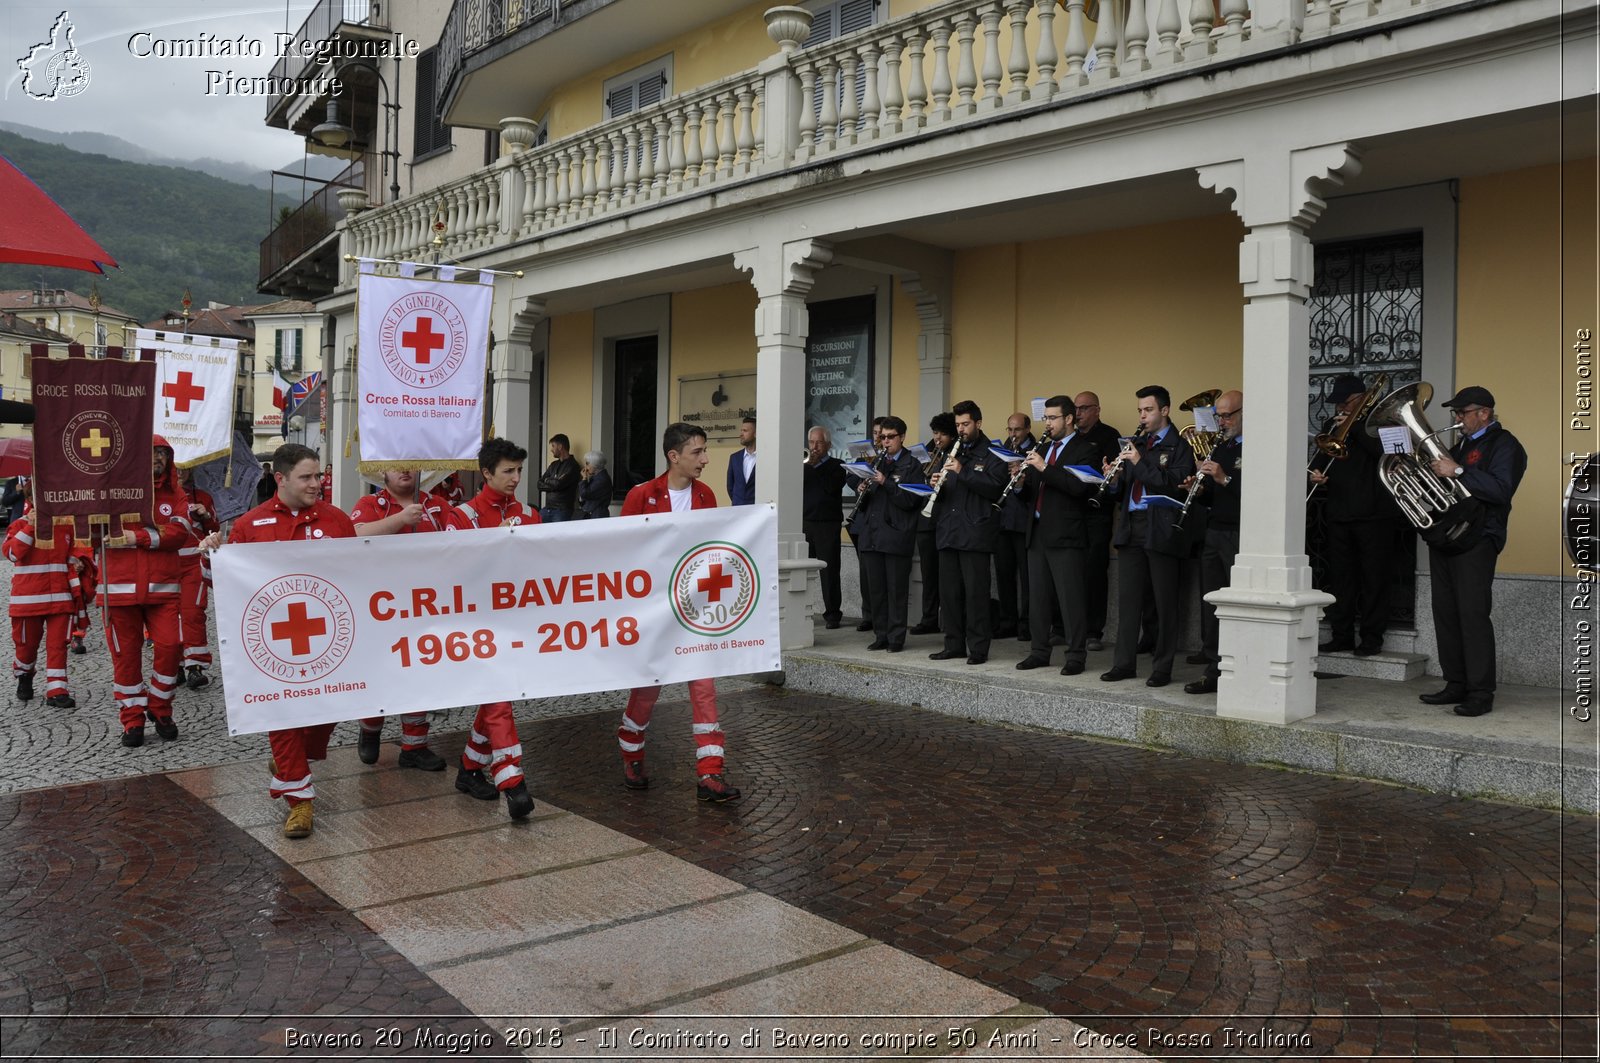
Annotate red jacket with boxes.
[350,488,446,533]
[4,508,82,616]
[180,486,218,566]
[100,440,192,605]
[620,473,717,516]
[229,495,357,544]
[445,485,538,530]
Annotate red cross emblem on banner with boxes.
[270,601,327,657]
[402,317,446,366]
[162,371,206,413]
[697,563,734,603]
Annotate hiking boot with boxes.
[357,728,380,765]
[397,746,446,772]
[15,674,32,702]
[121,726,145,748]
[70,636,86,655]
[504,781,534,820]
[622,759,650,791]
[185,666,210,689]
[697,774,742,803]
[283,800,314,839]
[455,766,498,801]
[45,693,75,709]
[147,711,178,741]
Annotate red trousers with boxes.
[360,712,430,749]
[12,614,70,696]
[461,702,523,790]
[617,678,725,775]
[269,724,337,805]
[178,561,211,670]
[104,603,181,730]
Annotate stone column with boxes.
[495,297,547,488]
[901,271,953,435]
[1195,143,1360,724]
[734,238,834,650]
[324,302,358,510]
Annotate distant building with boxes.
[0,312,72,440]
[242,299,322,453]
[0,286,139,354]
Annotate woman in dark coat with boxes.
[578,450,612,519]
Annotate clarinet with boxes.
[920,439,965,519]
[844,445,890,528]
[992,433,1053,511]
[1089,426,1148,509]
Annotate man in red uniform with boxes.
[178,467,218,689]
[350,469,448,771]
[4,481,85,708]
[616,422,742,803]
[444,438,539,820]
[101,438,192,747]
[216,443,356,839]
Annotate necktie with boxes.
[1034,442,1061,518]
[1130,445,1144,505]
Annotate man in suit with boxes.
[1074,392,1123,651]
[726,416,757,505]
[803,425,847,629]
[1015,396,1101,675]
[994,412,1036,641]
[848,416,887,631]
[928,400,1009,665]
[1186,391,1243,695]
[911,412,956,636]
[854,416,924,652]
[1100,385,1195,687]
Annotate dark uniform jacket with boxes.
[1110,425,1195,557]
[854,449,925,556]
[1450,422,1526,553]
[1204,437,1243,528]
[997,433,1037,534]
[1320,414,1390,523]
[802,456,847,524]
[1079,421,1123,526]
[933,436,1009,552]
[1020,432,1100,549]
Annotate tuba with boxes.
[1174,389,1224,529]
[1365,381,1478,548]
[1307,371,1388,501]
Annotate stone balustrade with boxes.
[344,0,1463,271]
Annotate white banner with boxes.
[214,505,781,735]
[356,272,491,474]
[140,328,239,468]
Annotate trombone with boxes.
[1306,371,1389,501]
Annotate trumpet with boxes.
[1307,372,1388,501]
[993,433,1053,511]
[1090,427,1147,509]
[921,439,965,518]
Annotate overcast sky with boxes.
[3,1,322,170]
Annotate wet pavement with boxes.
[1,668,1595,1060]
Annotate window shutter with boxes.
[606,84,636,120]
[839,0,876,35]
[413,48,451,156]
[807,1,880,130]
[637,72,667,109]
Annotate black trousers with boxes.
[1085,516,1114,639]
[1326,518,1392,646]
[916,529,940,626]
[1113,516,1181,676]
[861,550,914,647]
[803,520,843,623]
[1027,540,1088,666]
[939,548,994,657]
[852,534,872,620]
[1198,524,1240,680]
[1430,538,1499,695]
[994,529,1029,634]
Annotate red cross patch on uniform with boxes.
[1466,449,1482,466]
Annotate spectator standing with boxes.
[578,450,613,519]
[727,417,757,505]
[538,434,580,522]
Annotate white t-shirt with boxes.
[668,486,693,512]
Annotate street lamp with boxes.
[311,58,402,204]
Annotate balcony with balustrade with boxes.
[265,0,392,153]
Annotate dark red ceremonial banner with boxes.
[31,354,155,543]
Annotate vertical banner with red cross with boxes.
[356,270,491,476]
[140,328,240,468]
[31,355,155,543]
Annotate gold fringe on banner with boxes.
[358,459,477,477]
[175,446,231,472]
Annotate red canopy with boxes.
[0,155,117,273]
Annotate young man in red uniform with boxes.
[4,481,86,708]
[444,438,539,820]
[178,467,218,689]
[102,438,193,747]
[219,443,356,839]
[350,469,448,771]
[616,422,742,803]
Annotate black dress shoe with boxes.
[1146,674,1171,688]
[866,639,888,650]
[1318,639,1355,653]
[1060,661,1084,676]
[824,618,841,630]
[1015,657,1051,671]
[886,644,903,653]
[966,654,987,665]
[1419,686,1468,705]
[1184,678,1218,695]
[1454,696,1494,717]
[909,623,940,635]
[1016,626,1031,642]
[856,620,874,632]
[1353,643,1383,657]
[1186,652,1209,665]
[1100,667,1136,682]
[929,649,962,661]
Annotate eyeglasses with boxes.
[1075,404,1098,411]
[879,431,901,439]
[1215,408,1242,420]
[1454,406,1487,415]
